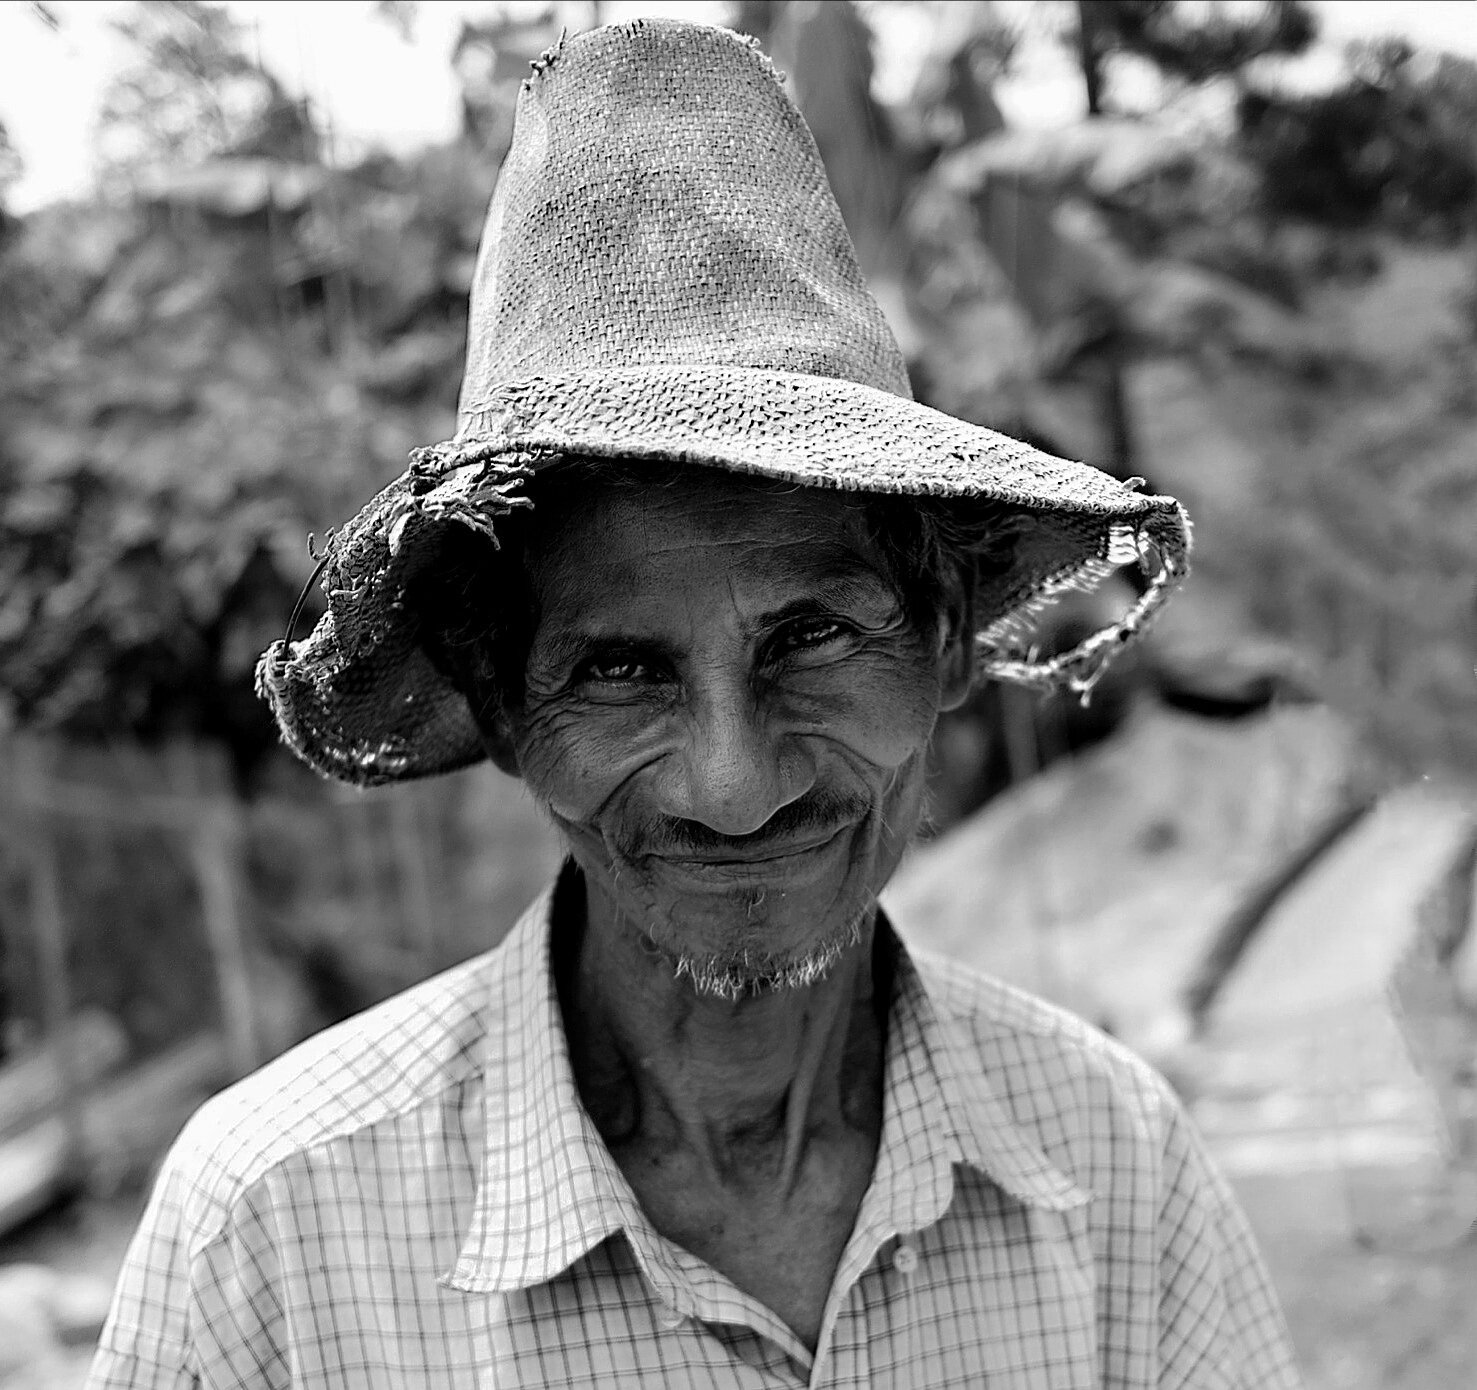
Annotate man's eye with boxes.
[580,655,648,683]
[775,617,850,653]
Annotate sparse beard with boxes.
[670,910,867,1001]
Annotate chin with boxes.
[670,909,868,1001]
[637,869,878,1001]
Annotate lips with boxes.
[648,825,849,871]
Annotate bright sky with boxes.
[1,0,1474,212]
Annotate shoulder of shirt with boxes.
[161,936,509,1221]
[906,940,1178,1133]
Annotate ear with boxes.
[936,576,976,713]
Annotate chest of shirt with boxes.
[188,1180,1141,1389]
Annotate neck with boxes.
[556,872,889,1193]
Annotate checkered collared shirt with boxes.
[91,876,1301,1388]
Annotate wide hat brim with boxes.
[256,364,1189,788]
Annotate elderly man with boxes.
[92,19,1300,1390]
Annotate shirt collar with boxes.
[441,871,644,1294]
[883,926,1090,1215]
[442,876,1086,1295]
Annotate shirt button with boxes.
[659,1309,686,1331]
[892,1242,919,1275]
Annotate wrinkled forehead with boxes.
[521,463,901,598]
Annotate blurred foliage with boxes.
[95,0,314,187]
[371,1,421,46]
[0,0,1475,793]
[1241,41,1477,236]
[0,2,504,785]
[1076,0,1316,113]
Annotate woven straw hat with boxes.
[256,17,1190,787]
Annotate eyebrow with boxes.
[752,566,900,630]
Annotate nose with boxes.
[667,680,813,836]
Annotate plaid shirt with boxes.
[91,878,1301,1389]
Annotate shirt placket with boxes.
[622,1216,818,1383]
[810,1276,870,1389]
[806,1152,951,1386]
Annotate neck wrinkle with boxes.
[555,867,886,1180]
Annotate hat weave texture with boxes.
[256,17,1191,787]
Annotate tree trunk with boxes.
[1076,0,1107,116]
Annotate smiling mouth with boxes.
[651,826,848,870]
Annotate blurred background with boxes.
[0,1,1474,1384]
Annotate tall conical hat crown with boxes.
[457,17,910,405]
[257,18,1190,787]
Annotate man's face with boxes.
[496,470,968,997]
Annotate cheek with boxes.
[786,654,944,771]
[510,701,663,822]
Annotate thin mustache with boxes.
[619,791,865,859]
